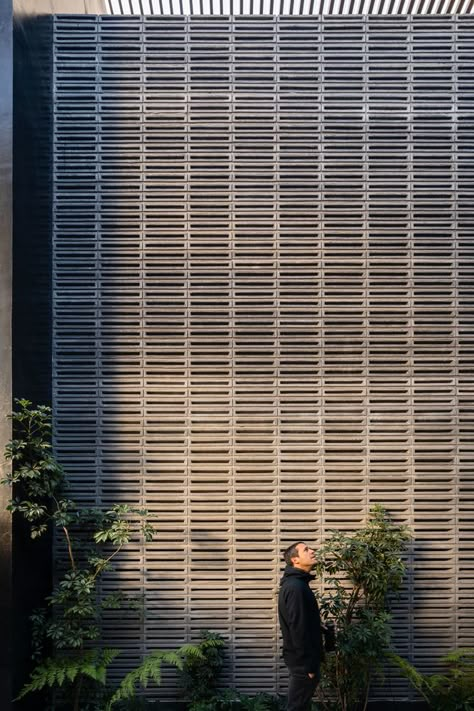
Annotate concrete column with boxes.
[0,1,13,706]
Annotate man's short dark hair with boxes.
[283,541,304,567]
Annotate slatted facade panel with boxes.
[410,16,456,668]
[53,16,474,699]
[457,16,474,648]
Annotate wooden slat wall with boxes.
[106,0,474,17]
[53,15,474,699]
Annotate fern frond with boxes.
[108,650,166,708]
[387,653,431,701]
[17,657,79,699]
[108,645,196,709]
[16,648,120,700]
[441,648,474,666]
[388,652,454,706]
[178,644,206,659]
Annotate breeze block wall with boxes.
[52,14,474,700]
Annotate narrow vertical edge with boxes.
[0,0,13,707]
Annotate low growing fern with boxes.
[17,648,120,699]
[389,648,474,711]
[107,645,207,709]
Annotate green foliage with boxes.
[107,649,187,708]
[237,691,285,711]
[179,631,227,706]
[389,648,474,711]
[2,399,156,708]
[16,648,120,699]
[314,505,411,711]
[177,632,282,711]
[108,638,227,709]
[187,690,284,711]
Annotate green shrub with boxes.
[314,505,411,711]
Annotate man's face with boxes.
[292,542,316,569]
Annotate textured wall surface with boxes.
[53,15,474,699]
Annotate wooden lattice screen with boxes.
[53,15,474,699]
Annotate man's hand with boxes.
[308,672,315,679]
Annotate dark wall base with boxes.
[368,703,428,711]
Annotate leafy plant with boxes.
[389,648,474,711]
[237,691,285,711]
[179,630,226,707]
[313,505,411,711]
[177,632,282,711]
[2,399,155,710]
[187,690,284,711]
[109,635,229,709]
[16,648,120,699]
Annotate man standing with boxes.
[278,542,323,711]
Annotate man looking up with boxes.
[278,542,323,711]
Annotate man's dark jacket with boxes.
[278,566,323,674]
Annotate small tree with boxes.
[314,505,411,711]
[2,399,155,709]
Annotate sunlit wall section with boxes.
[143,15,189,685]
[411,17,458,670]
[366,16,413,695]
[321,17,368,534]
[276,14,321,690]
[187,15,234,682]
[232,17,279,691]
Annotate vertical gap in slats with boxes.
[273,15,281,694]
[362,16,370,523]
[412,15,457,666]
[452,14,460,652]
[96,19,103,515]
[406,16,415,689]
[139,16,146,661]
[322,15,329,536]
[52,14,58,497]
[184,13,191,651]
[229,15,236,687]
[318,16,326,553]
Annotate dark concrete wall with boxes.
[12,12,53,707]
[0,1,13,709]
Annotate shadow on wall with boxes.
[12,10,53,711]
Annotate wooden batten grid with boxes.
[52,15,474,698]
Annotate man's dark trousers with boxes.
[287,666,319,711]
